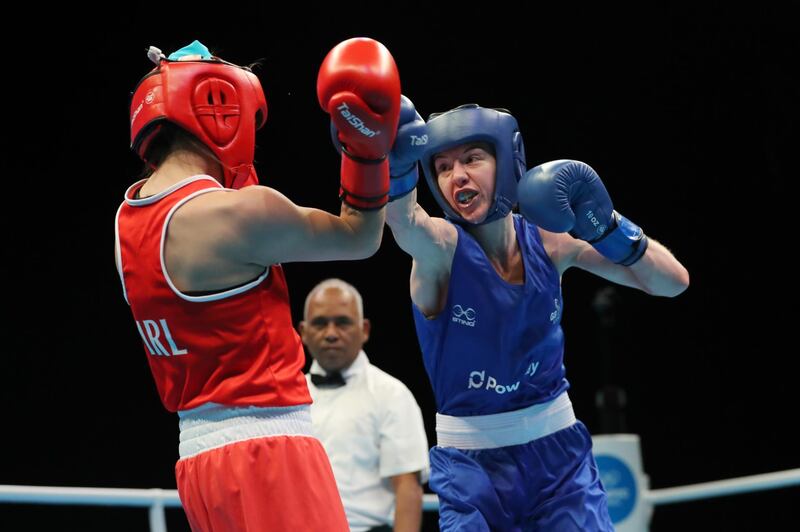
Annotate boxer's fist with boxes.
[317,38,401,209]
[519,160,648,265]
[317,38,401,160]
[389,95,426,201]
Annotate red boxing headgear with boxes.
[130,51,267,189]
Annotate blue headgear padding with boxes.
[167,40,213,60]
[421,104,526,225]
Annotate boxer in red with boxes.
[115,37,402,531]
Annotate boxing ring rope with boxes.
[0,485,177,532]
[641,467,800,506]
[2,468,799,531]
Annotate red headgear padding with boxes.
[130,55,267,189]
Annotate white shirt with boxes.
[307,351,430,532]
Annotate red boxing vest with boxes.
[115,176,310,412]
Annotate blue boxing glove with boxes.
[328,94,426,201]
[388,95,427,201]
[518,160,648,266]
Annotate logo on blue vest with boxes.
[595,454,637,523]
[467,370,519,394]
[451,304,476,327]
[549,298,560,324]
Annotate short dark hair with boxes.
[139,122,218,179]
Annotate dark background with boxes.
[3,4,797,531]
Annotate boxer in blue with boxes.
[384,100,689,531]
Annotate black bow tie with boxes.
[310,371,346,388]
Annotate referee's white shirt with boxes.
[307,350,430,532]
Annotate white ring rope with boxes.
[0,485,182,507]
[0,466,798,532]
[644,467,800,505]
[2,468,799,513]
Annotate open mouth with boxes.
[455,190,478,205]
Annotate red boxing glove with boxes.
[317,38,401,209]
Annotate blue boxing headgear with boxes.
[421,104,526,225]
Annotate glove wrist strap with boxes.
[590,211,649,266]
[339,156,389,210]
[341,145,387,165]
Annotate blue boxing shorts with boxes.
[430,420,613,531]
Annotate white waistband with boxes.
[435,392,576,450]
[177,403,315,459]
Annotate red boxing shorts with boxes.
[175,404,347,531]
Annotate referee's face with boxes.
[300,287,370,372]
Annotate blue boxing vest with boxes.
[412,214,568,416]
